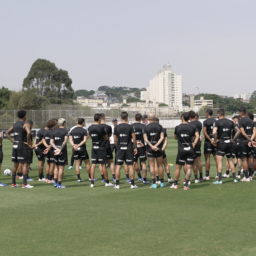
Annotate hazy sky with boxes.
[1,0,255,96]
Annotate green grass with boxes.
[0,139,256,256]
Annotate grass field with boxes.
[1,137,256,256]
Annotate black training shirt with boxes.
[203,117,216,142]
[188,120,202,145]
[70,127,88,150]
[143,123,164,150]
[13,121,29,150]
[174,123,197,151]
[132,123,145,146]
[232,124,242,142]
[36,128,46,150]
[238,117,253,142]
[114,123,134,150]
[51,127,68,150]
[44,129,54,146]
[213,118,234,142]
[88,124,107,149]
[99,124,112,148]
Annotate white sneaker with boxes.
[90,184,95,188]
[19,176,23,179]
[194,179,200,184]
[168,178,174,183]
[183,181,191,185]
[22,184,34,188]
[236,175,241,179]
[249,176,253,181]
[222,174,230,178]
[38,178,46,182]
[131,185,139,189]
[105,183,114,187]
[113,185,120,189]
[241,169,244,174]
[203,176,210,180]
[241,177,250,182]
[156,181,161,184]
[170,184,178,189]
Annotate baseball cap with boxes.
[142,115,148,120]
[112,118,117,122]
[58,118,66,126]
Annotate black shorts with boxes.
[28,149,33,164]
[204,141,217,155]
[232,143,239,159]
[146,148,163,158]
[12,149,30,164]
[110,144,116,153]
[54,150,68,166]
[46,149,55,164]
[106,147,113,160]
[238,141,252,158]
[176,149,194,166]
[73,150,89,160]
[253,147,256,159]
[134,147,147,162]
[216,141,232,158]
[194,144,201,158]
[163,150,167,159]
[91,148,107,164]
[116,149,134,165]
[35,147,45,161]
[0,151,3,164]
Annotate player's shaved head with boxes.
[148,113,155,121]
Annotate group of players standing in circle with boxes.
[0,107,255,190]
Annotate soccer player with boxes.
[114,112,138,189]
[155,117,174,183]
[88,113,114,188]
[188,111,203,183]
[238,107,255,181]
[0,128,7,186]
[143,113,166,189]
[203,109,217,180]
[171,112,199,190]
[43,119,58,183]
[34,124,47,181]
[50,118,69,188]
[5,110,34,188]
[110,118,118,164]
[26,120,34,181]
[142,115,149,125]
[99,113,116,182]
[250,117,256,176]
[132,113,150,184]
[69,118,91,183]
[212,109,240,184]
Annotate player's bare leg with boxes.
[124,163,130,182]
[134,161,145,182]
[90,164,97,187]
[108,159,116,181]
[11,162,19,186]
[38,160,45,181]
[75,159,82,182]
[84,159,91,180]
[163,157,173,182]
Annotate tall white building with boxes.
[234,93,251,100]
[141,64,182,111]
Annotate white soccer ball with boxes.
[4,169,11,176]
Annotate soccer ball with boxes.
[4,169,11,176]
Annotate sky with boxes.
[0,0,255,96]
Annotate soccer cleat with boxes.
[160,182,167,188]
[46,179,54,183]
[168,178,174,183]
[194,179,200,184]
[183,181,191,185]
[112,178,116,182]
[170,184,178,189]
[241,177,250,182]
[203,176,210,180]
[68,166,73,170]
[150,184,157,189]
[143,180,150,184]
[54,182,58,188]
[16,175,19,178]
[236,175,241,179]
[183,186,190,191]
[249,176,253,181]
[0,182,7,186]
[137,177,143,182]
[38,178,46,182]
[131,185,139,189]
[222,174,230,178]
[90,184,95,188]
[79,166,82,170]
[11,184,19,187]
[233,179,238,183]
[213,180,223,185]
[101,179,106,183]
[27,177,34,181]
[113,185,120,189]
[105,183,114,187]
[57,185,66,188]
[89,178,98,181]
[22,184,34,188]
[156,181,161,184]
[77,179,82,183]
[19,176,23,179]
[182,179,186,182]
[126,178,131,184]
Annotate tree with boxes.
[75,90,95,97]
[98,85,110,91]
[182,101,190,107]
[250,91,256,101]
[22,59,74,102]
[158,103,168,107]
[7,91,25,109]
[0,86,12,109]
[18,89,42,110]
